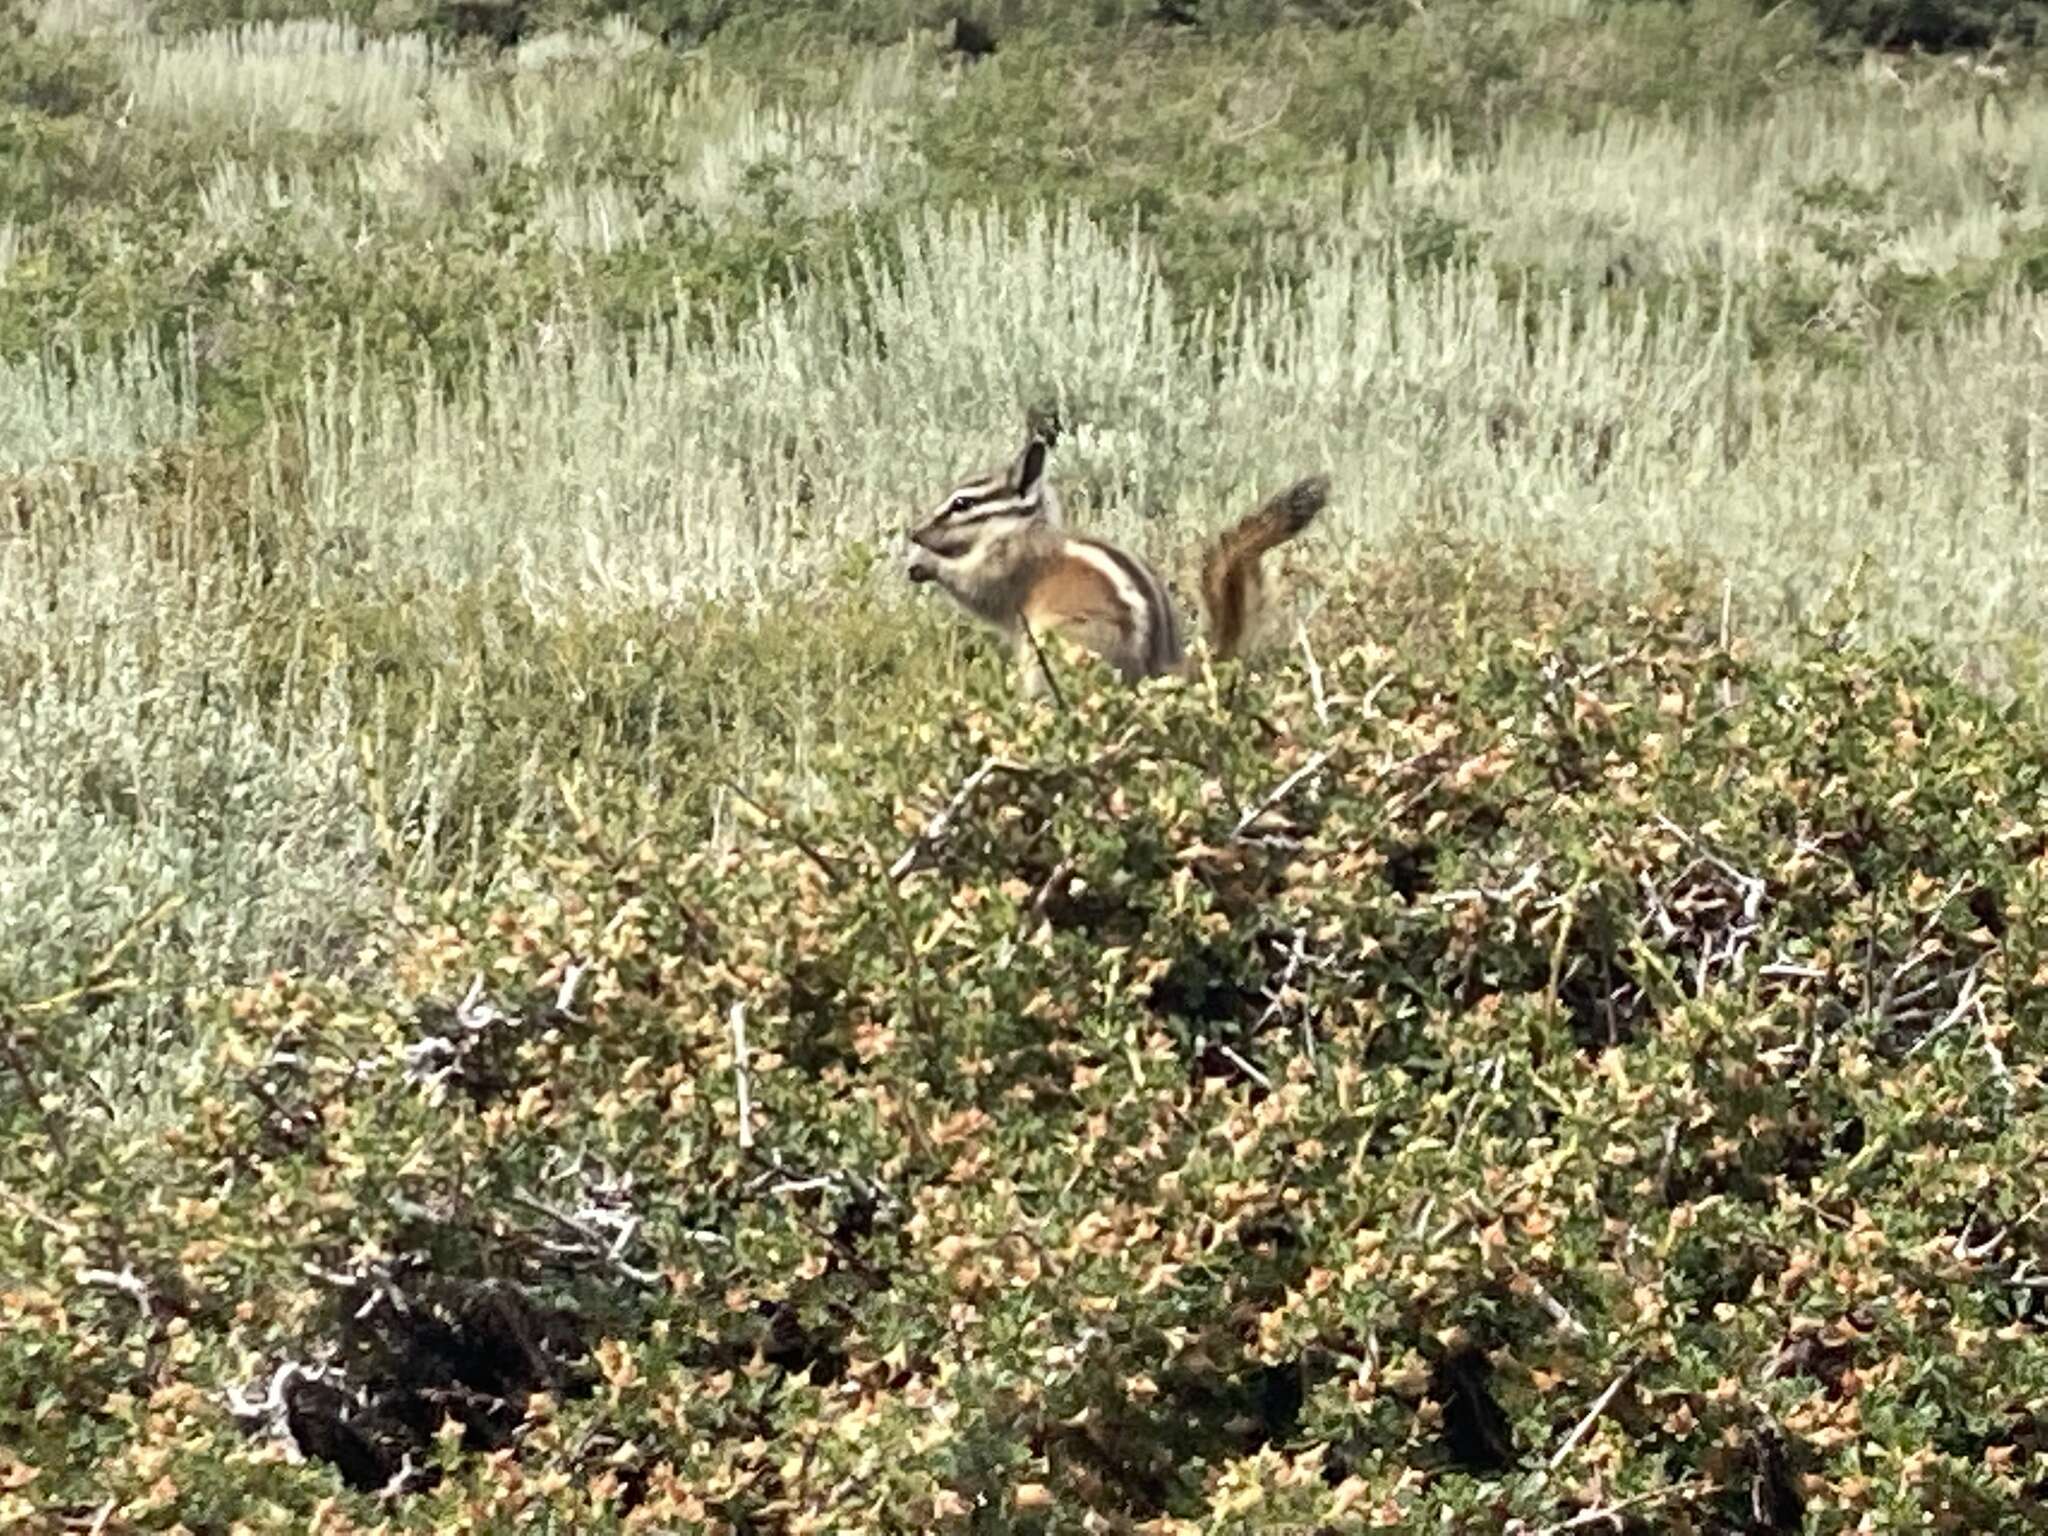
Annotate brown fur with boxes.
[1022,558,1135,652]
[906,435,1329,694]
[1199,474,1331,665]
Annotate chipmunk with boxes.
[904,431,1328,697]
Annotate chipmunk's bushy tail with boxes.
[1199,474,1330,662]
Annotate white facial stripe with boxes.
[957,496,1035,524]
[919,490,1037,554]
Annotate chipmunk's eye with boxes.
[944,494,974,516]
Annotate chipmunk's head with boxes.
[905,433,1058,593]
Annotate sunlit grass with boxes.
[0,330,196,473]
[1362,72,2047,286]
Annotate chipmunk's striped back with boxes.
[904,431,1327,697]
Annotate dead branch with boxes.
[1433,861,1543,908]
[1294,621,1329,727]
[1019,620,1068,712]
[1903,959,1986,1057]
[1017,855,1077,937]
[78,1264,154,1313]
[889,756,1033,881]
[719,779,844,888]
[1216,1043,1272,1091]
[1521,1271,1589,1341]
[507,1190,660,1287]
[730,1000,754,1152]
[1515,1479,1720,1535]
[1549,1364,1634,1469]
[1232,748,1333,841]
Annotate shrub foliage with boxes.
[4,552,2045,1531]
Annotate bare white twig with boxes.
[1295,621,1329,728]
[1253,930,1310,1032]
[1955,1192,2048,1264]
[1983,1022,2012,1095]
[404,971,522,1093]
[1450,1056,1502,1155]
[767,1175,837,1197]
[1251,929,1316,1069]
[1360,670,1397,715]
[1217,1044,1272,1091]
[1653,816,1766,923]
[1549,1366,1633,1469]
[1522,1273,1590,1341]
[1515,1479,1718,1535]
[1017,855,1077,938]
[1575,644,1646,686]
[889,756,1027,881]
[1655,1119,1681,1196]
[225,1359,353,1462]
[730,1001,753,1152]
[554,959,588,1021]
[301,1258,416,1321]
[1904,960,1986,1058]
[78,1264,153,1310]
[2007,1258,2048,1291]
[1232,749,1333,841]
[1410,1195,1436,1240]
[377,1452,424,1501]
[1434,862,1543,908]
[508,1191,661,1286]
[1637,872,1679,941]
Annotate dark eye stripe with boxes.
[931,493,1033,525]
[923,530,982,558]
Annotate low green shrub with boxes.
[5,550,2044,1531]
[1805,0,2045,49]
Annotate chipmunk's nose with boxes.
[904,529,938,582]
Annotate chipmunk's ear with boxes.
[1008,433,1049,504]
[1023,400,1065,450]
